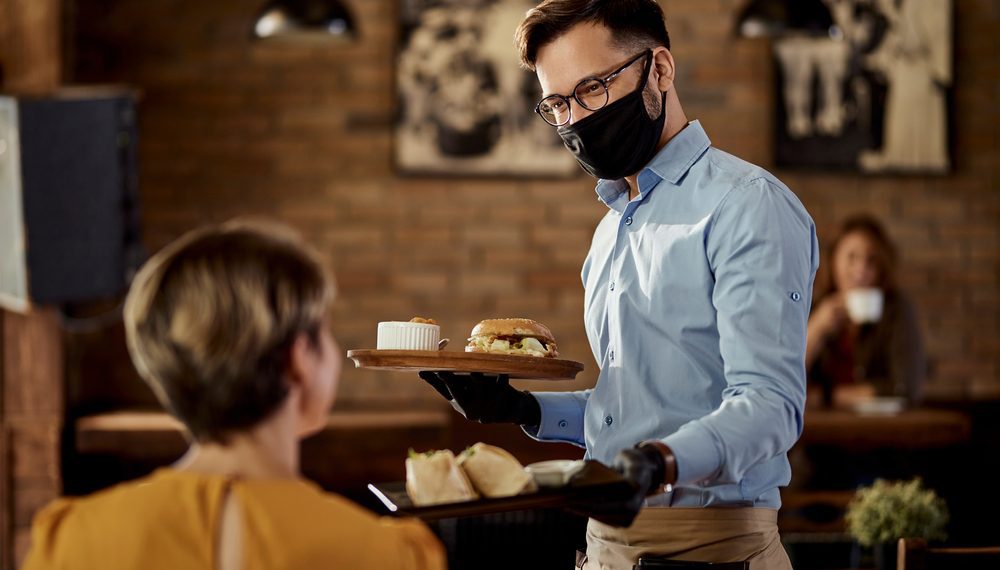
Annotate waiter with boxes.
[422,1,818,568]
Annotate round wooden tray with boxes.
[346,349,584,380]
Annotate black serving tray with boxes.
[368,460,634,521]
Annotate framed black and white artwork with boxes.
[774,0,952,173]
[395,0,579,177]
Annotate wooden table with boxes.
[75,409,451,454]
[799,408,972,449]
[781,407,972,536]
[72,408,452,494]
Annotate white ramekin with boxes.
[376,321,440,350]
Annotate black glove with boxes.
[418,371,541,425]
[613,443,668,498]
[566,444,669,528]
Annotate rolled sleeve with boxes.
[663,422,725,484]
[664,177,817,485]
[522,390,590,448]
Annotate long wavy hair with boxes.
[814,215,898,303]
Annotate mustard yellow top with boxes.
[22,469,446,570]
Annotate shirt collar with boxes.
[594,120,712,209]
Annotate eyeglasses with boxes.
[535,49,651,127]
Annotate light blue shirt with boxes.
[528,121,819,509]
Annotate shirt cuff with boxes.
[521,391,586,447]
[662,424,724,485]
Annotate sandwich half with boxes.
[458,442,537,498]
[405,449,479,506]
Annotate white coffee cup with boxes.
[845,288,884,324]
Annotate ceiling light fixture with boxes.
[735,0,835,38]
[253,0,357,42]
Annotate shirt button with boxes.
[625,216,633,226]
[605,415,613,426]
[609,281,615,291]
[790,291,802,302]
[558,420,568,428]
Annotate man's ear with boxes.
[286,333,316,391]
[652,47,675,93]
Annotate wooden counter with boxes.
[781,407,973,536]
[800,408,972,449]
[75,409,451,454]
[71,408,452,494]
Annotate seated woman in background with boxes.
[23,221,446,570]
[806,214,926,406]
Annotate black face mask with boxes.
[556,57,667,181]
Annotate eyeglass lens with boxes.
[536,52,647,126]
[538,78,610,127]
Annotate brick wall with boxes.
[70,0,998,406]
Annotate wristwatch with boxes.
[637,440,678,495]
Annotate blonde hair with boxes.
[124,220,335,443]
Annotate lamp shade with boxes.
[736,0,834,38]
[253,0,357,41]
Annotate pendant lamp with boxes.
[253,0,357,41]
[736,0,835,38]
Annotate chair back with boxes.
[898,537,1000,570]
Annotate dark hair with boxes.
[124,221,334,444]
[814,214,898,301]
[515,0,671,71]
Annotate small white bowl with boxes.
[376,321,440,350]
[525,459,585,488]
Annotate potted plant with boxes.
[845,478,949,570]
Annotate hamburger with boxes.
[465,318,559,358]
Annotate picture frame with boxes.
[773,0,952,173]
[395,0,579,177]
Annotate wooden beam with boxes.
[1,309,63,570]
[2,310,64,421]
[0,312,8,570]
[0,0,61,93]
[0,0,63,564]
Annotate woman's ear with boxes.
[286,332,317,392]
[652,47,675,93]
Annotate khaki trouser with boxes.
[581,508,792,570]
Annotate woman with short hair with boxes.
[23,221,446,570]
